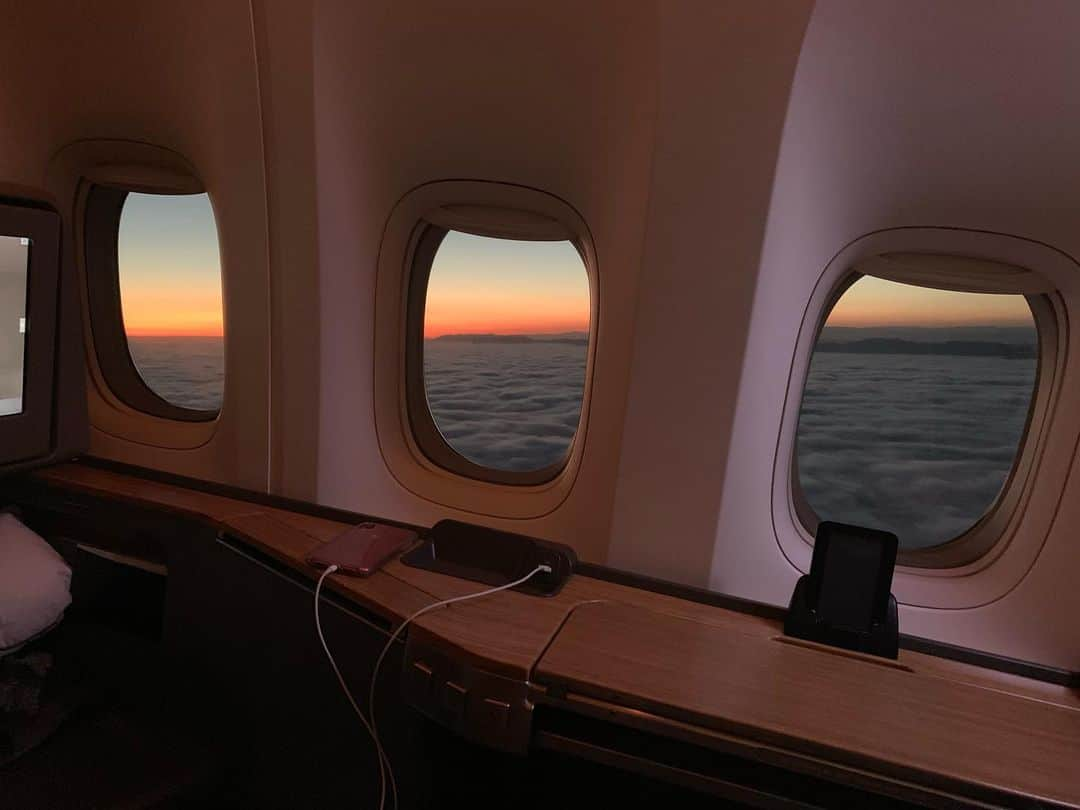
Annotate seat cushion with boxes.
[0,513,71,654]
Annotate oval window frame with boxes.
[373,181,599,519]
[789,270,1053,568]
[404,223,591,486]
[772,227,1079,610]
[84,184,223,423]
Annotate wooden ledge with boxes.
[22,461,1080,806]
[536,602,1080,808]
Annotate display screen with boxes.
[815,523,894,631]
[0,235,30,417]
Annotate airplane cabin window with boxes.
[795,275,1038,554]
[117,193,224,412]
[85,185,224,421]
[411,228,590,483]
[0,236,30,417]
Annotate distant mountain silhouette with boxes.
[430,332,588,346]
[817,337,1035,359]
[820,325,1036,345]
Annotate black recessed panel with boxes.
[400,519,576,597]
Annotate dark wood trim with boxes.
[533,705,948,810]
[897,633,1077,685]
[536,604,1080,809]
[578,560,1079,687]
[76,454,424,530]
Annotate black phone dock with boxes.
[784,521,899,659]
[400,519,576,597]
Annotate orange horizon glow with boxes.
[121,311,223,338]
[826,276,1034,328]
[424,321,588,338]
[423,304,588,339]
[117,201,1032,340]
[124,326,224,337]
[121,297,223,337]
[826,312,1033,327]
[423,230,590,339]
[118,192,224,340]
[120,287,223,337]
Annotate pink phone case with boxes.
[306,522,418,576]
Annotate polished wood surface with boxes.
[31,462,1080,701]
[536,601,1080,807]
[30,463,435,625]
[29,463,581,676]
[27,462,1080,804]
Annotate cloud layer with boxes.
[128,334,1036,555]
[797,352,1037,549]
[128,336,225,410]
[424,341,586,472]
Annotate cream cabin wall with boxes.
[712,0,1080,670]
[0,1,271,490]
[253,0,816,564]
[1,0,1076,669]
[604,1,814,582]
[298,0,660,560]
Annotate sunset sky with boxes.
[115,197,1032,339]
[118,192,223,337]
[424,231,590,338]
[826,275,1033,327]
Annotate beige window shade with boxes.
[424,204,570,241]
[854,252,1055,295]
[81,163,204,195]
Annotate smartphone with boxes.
[809,521,897,631]
[305,522,418,576]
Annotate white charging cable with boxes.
[313,564,395,798]
[369,563,551,810]
[314,563,552,810]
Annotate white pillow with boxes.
[0,513,71,653]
